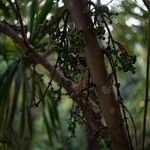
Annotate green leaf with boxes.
[0,90,10,130]
[20,68,29,138]
[50,93,60,124]
[35,0,53,25]
[3,37,21,62]
[47,102,59,140]
[43,110,53,147]
[0,61,18,130]
[30,0,53,41]
[48,102,56,128]
[0,60,19,104]
[27,110,33,138]
[29,0,38,33]
[0,1,10,17]
[6,59,25,127]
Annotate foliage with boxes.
[0,0,149,149]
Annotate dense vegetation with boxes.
[0,0,149,149]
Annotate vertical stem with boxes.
[142,17,150,150]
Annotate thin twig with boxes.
[102,16,133,150]
[124,104,138,150]
[34,55,61,107]
[106,0,113,5]
[14,0,27,41]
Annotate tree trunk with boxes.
[68,0,131,149]
[84,105,102,150]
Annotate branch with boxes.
[0,21,27,51]
[0,20,101,113]
[0,20,103,145]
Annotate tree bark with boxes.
[67,0,131,149]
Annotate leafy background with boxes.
[0,0,150,149]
